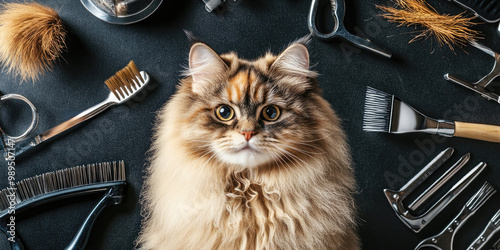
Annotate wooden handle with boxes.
[454,121,500,143]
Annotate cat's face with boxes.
[181,40,329,169]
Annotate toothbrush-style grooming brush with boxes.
[0,161,126,250]
[9,61,150,159]
[363,86,500,143]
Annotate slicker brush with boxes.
[0,3,66,82]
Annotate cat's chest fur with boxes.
[224,171,282,215]
[217,170,307,248]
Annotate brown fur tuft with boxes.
[0,3,66,82]
[377,0,480,50]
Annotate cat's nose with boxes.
[241,131,256,141]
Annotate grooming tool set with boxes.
[383,148,500,249]
[446,41,500,104]
[363,86,500,143]
[308,0,392,58]
[4,61,150,160]
[384,148,487,233]
[0,61,147,248]
[365,82,500,247]
[0,161,127,250]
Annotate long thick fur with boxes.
[137,40,359,249]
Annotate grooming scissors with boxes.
[0,93,38,148]
[308,0,392,58]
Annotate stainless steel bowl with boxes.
[81,0,163,24]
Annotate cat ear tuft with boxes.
[270,43,315,79]
[188,43,227,94]
[184,30,201,45]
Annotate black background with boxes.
[0,0,500,249]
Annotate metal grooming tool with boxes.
[384,147,487,233]
[8,61,150,160]
[307,0,392,58]
[415,182,496,250]
[445,41,500,104]
[408,153,470,211]
[0,93,38,145]
[468,208,500,250]
[494,238,500,249]
[202,0,225,12]
[442,0,500,37]
[80,0,163,24]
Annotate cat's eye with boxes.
[215,105,234,121]
[262,105,280,121]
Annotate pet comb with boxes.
[5,61,150,160]
[0,161,126,250]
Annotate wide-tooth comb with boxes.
[7,61,150,159]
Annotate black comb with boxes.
[448,0,500,23]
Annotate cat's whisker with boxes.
[280,143,325,155]
[264,137,326,155]
[272,138,325,154]
[272,146,300,170]
[262,146,285,172]
[270,140,325,166]
[272,145,323,174]
[260,144,288,170]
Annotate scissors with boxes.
[308,0,392,58]
[0,93,38,149]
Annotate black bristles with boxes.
[363,86,393,132]
[0,161,125,211]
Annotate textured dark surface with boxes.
[0,0,499,249]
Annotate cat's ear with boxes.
[270,43,314,80]
[189,43,227,94]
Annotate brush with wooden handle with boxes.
[7,61,150,159]
[363,86,500,143]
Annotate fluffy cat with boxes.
[137,38,359,250]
